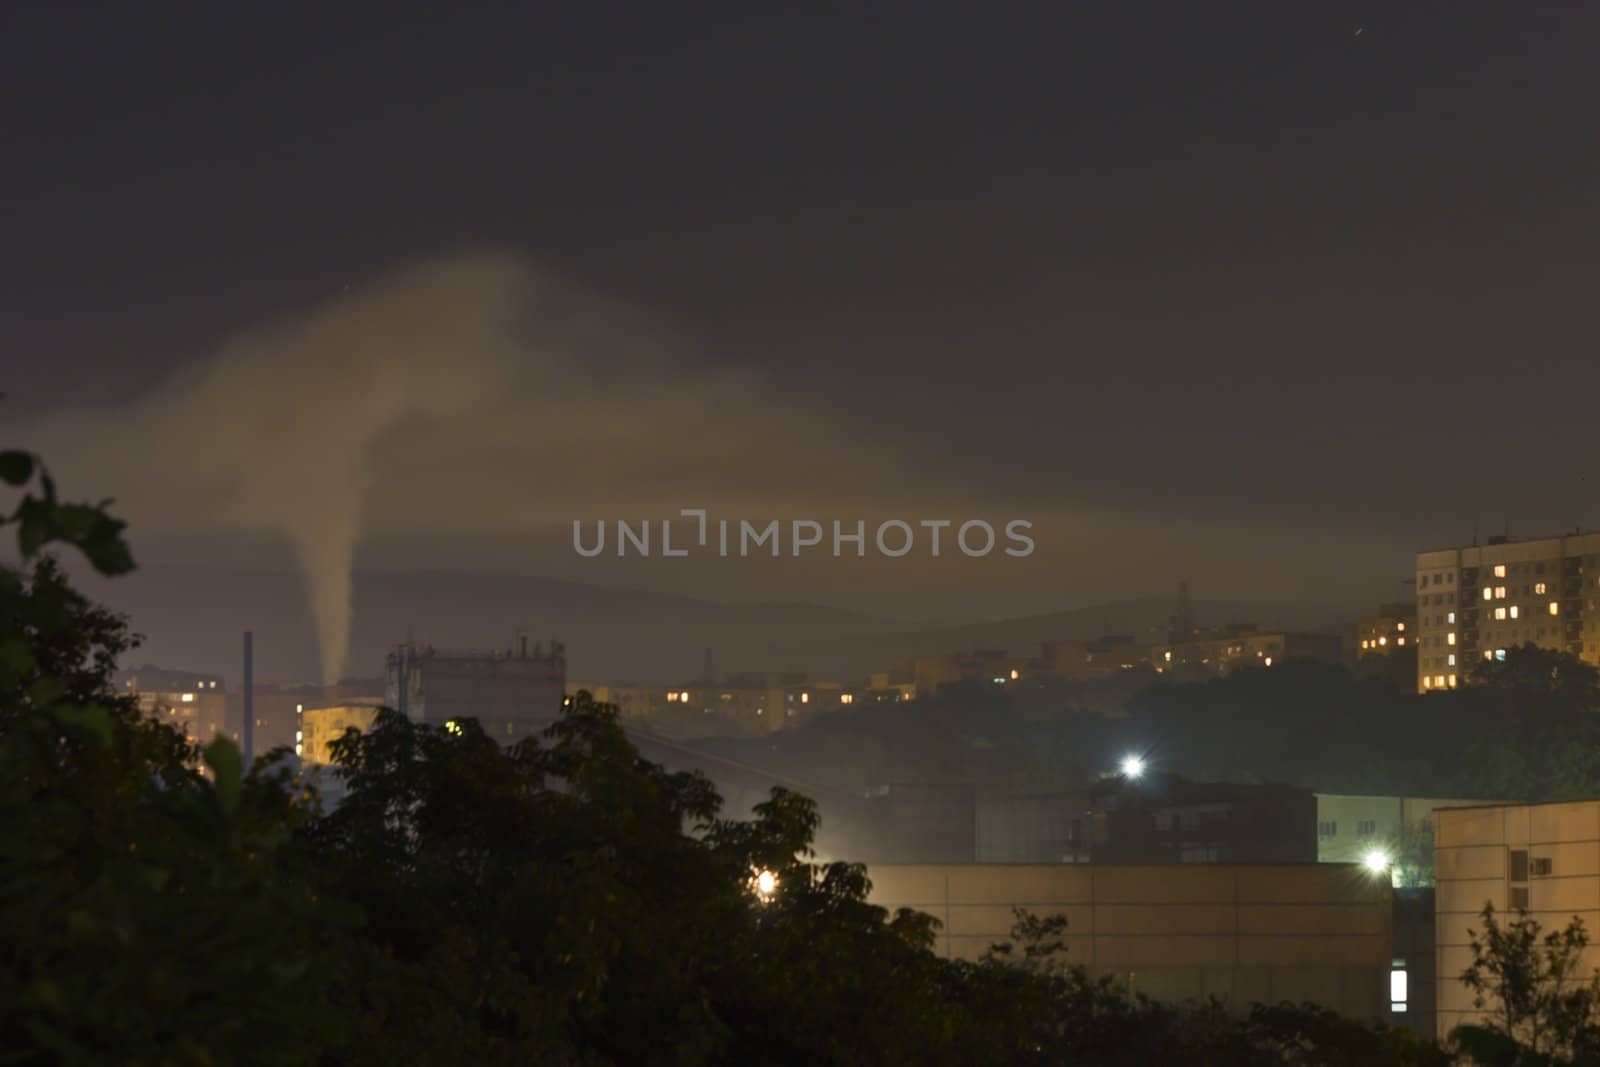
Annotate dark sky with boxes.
[5,2,1600,670]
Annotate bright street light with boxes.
[1363,848,1392,875]
[751,868,778,903]
[1119,755,1145,779]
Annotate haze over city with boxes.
[6,5,1600,1062]
[8,3,1599,684]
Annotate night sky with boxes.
[5,3,1600,679]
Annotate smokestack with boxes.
[242,631,254,766]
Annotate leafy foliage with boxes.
[1458,903,1600,1063]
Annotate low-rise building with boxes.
[1152,626,1343,679]
[119,664,229,745]
[1355,602,1417,659]
[1315,794,1504,886]
[298,701,383,765]
[867,863,1394,1022]
[1435,799,1600,1042]
[1090,778,1317,865]
[1040,636,1151,680]
[386,638,565,741]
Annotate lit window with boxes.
[1164,651,1172,662]
[1550,602,1560,616]
[1495,564,1506,578]
[1495,586,1507,599]
[680,690,690,702]
[1448,611,1456,623]
[295,730,303,742]
[1378,636,1387,646]
[1484,650,1494,661]
[1436,674,1447,687]
[1448,654,1456,666]
[1009,668,1019,680]
[181,693,195,703]
[1510,606,1520,619]
[1495,607,1506,620]
[296,703,303,714]
[840,693,853,705]
[1536,582,1548,595]
[1361,640,1370,649]
[1391,965,1408,1012]
[801,692,810,704]
[1396,622,1405,632]
[1447,632,1456,645]
[1397,637,1405,646]
[1448,674,1457,687]
[1483,588,1494,602]
[1264,657,1273,667]
[1423,676,1432,689]
[1496,649,1507,662]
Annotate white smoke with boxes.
[18,250,901,683]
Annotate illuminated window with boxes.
[1448,654,1456,666]
[1536,582,1548,595]
[1496,649,1507,661]
[1550,602,1561,616]
[1378,636,1388,646]
[1447,632,1456,645]
[1437,674,1447,687]
[1448,674,1457,687]
[840,693,853,705]
[1361,639,1370,650]
[1264,657,1273,667]
[800,692,810,704]
[1423,676,1432,690]
[295,730,303,742]
[1009,668,1019,680]
[1510,606,1520,619]
[1483,650,1494,661]
[1494,564,1506,578]
[1164,650,1172,662]
[1396,622,1405,632]
[1391,964,1408,1012]
[1494,607,1506,620]
[1483,588,1494,602]
[1495,586,1507,599]
[1397,637,1405,646]
[181,692,195,702]
[1448,611,1456,623]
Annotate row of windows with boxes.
[1315,819,1380,837]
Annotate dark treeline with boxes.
[709,648,1600,802]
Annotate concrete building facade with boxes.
[867,863,1394,1022]
[386,639,565,740]
[1415,531,1600,694]
[1356,602,1417,659]
[119,664,229,746]
[1435,799,1600,1043]
[1316,794,1500,886]
[1152,627,1343,680]
[298,701,383,765]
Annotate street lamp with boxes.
[1119,755,1146,780]
[751,868,778,904]
[1363,848,1391,875]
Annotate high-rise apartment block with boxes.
[1415,532,1600,693]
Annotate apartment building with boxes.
[1415,531,1600,694]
